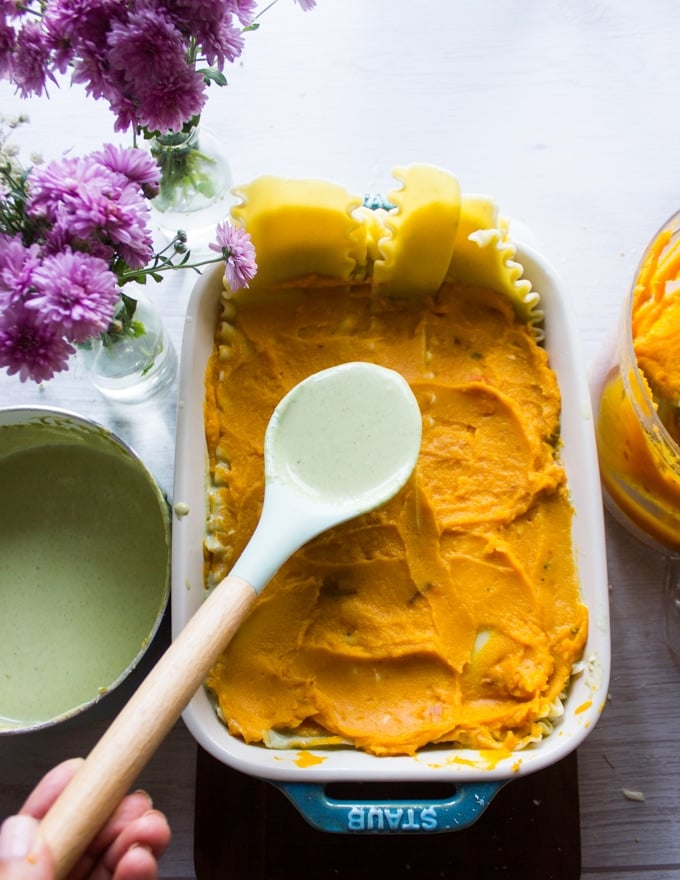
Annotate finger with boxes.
[66,792,156,880]
[85,792,154,859]
[88,812,171,880]
[26,789,154,880]
[19,759,85,820]
[112,846,159,880]
[101,811,171,870]
[0,815,53,880]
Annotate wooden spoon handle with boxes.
[38,575,256,880]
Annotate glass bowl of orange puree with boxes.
[594,210,680,658]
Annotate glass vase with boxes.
[150,123,232,253]
[78,294,177,403]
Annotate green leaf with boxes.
[200,68,228,87]
[120,292,138,324]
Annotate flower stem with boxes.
[255,0,280,19]
[117,255,223,286]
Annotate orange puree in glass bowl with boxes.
[202,166,587,757]
[595,215,680,551]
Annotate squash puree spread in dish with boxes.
[203,165,587,756]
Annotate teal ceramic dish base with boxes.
[272,780,506,834]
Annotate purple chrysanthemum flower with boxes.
[0,300,75,383]
[0,235,41,306]
[56,186,152,270]
[40,2,78,73]
[105,90,141,134]
[28,249,119,343]
[95,184,155,269]
[0,18,17,79]
[107,6,187,83]
[70,48,113,103]
[164,0,233,30]
[154,0,244,69]
[27,154,155,269]
[29,162,119,253]
[200,18,244,69]
[97,5,209,132]
[293,0,316,9]
[36,220,114,265]
[26,155,110,226]
[210,221,257,291]
[0,1,24,17]
[133,66,207,133]
[63,0,129,104]
[12,21,54,97]
[93,144,161,199]
[43,0,122,50]
[225,0,258,27]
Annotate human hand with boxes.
[0,758,171,880]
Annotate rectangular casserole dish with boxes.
[171,240,610,833]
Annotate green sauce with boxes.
[269,363,422,505]
[0,424,169,730]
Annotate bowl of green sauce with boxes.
[0,407,171,733]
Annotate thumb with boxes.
[0,816,53,880]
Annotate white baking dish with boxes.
[172,243,610,833]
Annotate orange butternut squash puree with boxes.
[204,280,587,757]
[597,373,680,548]
[632,227,680,407]
[597,226,680,549]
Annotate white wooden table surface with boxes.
[2,1,680,876]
